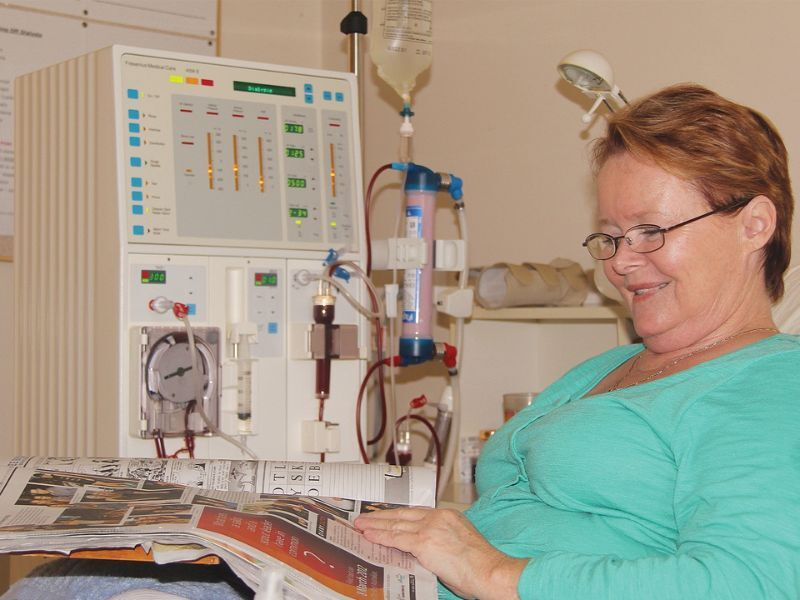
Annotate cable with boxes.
[179,309,259,461]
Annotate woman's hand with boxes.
[354,507,527,600]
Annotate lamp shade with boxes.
[557,50,615,94]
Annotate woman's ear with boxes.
[740,195,777,251]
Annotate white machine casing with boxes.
[14,46,367,460]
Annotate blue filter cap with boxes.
[404,163,440,193]
[398,336,436,365]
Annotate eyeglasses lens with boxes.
[628,226,664,253]
[585,226,665,260]
[585,235,615,260]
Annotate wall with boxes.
[3,0,800,466]
[0,262,11,459]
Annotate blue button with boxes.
[128,109,140,119]
[131,177,142,187]
[127,89,139,99]
[267,322,278,334]
[304,83,313,93]
[335,92,344,102]
[132,205,143,215]
[132,191,143,201]
[130,157,142,167]
[323,91,332,101]
[304,94,313,104]
[129,123,140,133]
[132,225,144,235]
[129,137,141,147]
[187,304,196,316]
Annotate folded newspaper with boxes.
[0,456,438,599]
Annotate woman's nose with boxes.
[609,238,645,276]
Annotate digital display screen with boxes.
[289,207,309,218]
[284,123,304,134]
[233,81,296,97]
[285,147,305,159]
[287,178,307,189]
[254,272,278,287]
[141,269,166,284]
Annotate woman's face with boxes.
[596,153,759,351]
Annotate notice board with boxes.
[0,0,219,260]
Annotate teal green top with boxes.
[440,334,800,599]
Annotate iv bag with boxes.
[370,0,433,101]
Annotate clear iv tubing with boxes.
[304,260,393,461]
[181,313,259,460]
[363,163,397,461]
[324,259,396,461]
[365,163,395,275]
[435,205,469,499]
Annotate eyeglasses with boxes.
[582,196,753,260]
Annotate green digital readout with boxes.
[284,123,304,134]
[141,269,166,284]
[254,272,278,287]
[285,147,305,159]
[287,178,307,189]
[289,207,309,218]
[233,81,296,97]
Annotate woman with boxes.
[355,84,800,599]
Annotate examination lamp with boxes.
[557,50,629,123]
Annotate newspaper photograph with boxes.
[1,456,435,506]
[0,459,439,599]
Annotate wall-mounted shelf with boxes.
[470,304,633,344]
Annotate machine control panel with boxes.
[120,52,359,250]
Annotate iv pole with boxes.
[341,1,367,156]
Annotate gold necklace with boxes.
[608,327,779,392]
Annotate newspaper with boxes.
[0,457,439,599]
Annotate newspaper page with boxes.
[0,462,438,599]
[1,456,436,507]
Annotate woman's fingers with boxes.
[356,506,430,525]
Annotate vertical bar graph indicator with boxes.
[206,132,214,189]
[258,137,265,193]
[232,134,240,191]
[329,143,336,198]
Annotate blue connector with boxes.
[447,175,464,201]
[395,162,464,200]
[323,249,350,282]
[400,103,415,118]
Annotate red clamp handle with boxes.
[172,302,189,319]
[441,343,458,369]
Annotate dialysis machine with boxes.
[13,46,367,461]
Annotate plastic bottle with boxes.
[370,0,433,102]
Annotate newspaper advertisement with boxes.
[0,461,438,599]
